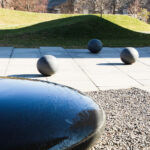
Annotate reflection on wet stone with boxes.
[71,110,99,132]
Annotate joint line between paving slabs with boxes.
[39,47,42,57]
[66,50,99,91]
[138,60,150,68]
[106,60,144,86]
[4,47,15,76]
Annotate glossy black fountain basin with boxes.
[0,78,105,150]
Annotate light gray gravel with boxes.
[85,88,150,150]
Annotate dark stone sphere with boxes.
[37,55,58,76]
[0,77,105,150]
[88,39,103,53]
[120,47,139,65]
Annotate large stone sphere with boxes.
[88,39,103,53]
[0,77,106,150]
[37,55,58,76]
[120,47,139,65]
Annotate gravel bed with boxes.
[85,88,150,150]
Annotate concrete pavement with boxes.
[0,46,150,92]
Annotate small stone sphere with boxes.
[37,55,58,76]
[120,47,139,65]
[88,39,103,53]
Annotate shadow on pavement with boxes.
[8,74,44,78]
[97,63,124,66]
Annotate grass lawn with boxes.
[0,8,150,48]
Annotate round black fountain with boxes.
[0,77,105,150]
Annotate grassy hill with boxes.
[0,8,150,47]
[102,14,150,32]
[0,8,75,29]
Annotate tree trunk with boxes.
[0,0,5,8]
[112,0,116,14]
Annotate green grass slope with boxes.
[102,14,150,32]
[0,9,150,47]
[0,8,75,29]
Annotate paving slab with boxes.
[48,63,98,91]
[0,47,13,58]
[40,47,69,58]
[0,46,150,92]
[66,47,150,92]
[12,48,40,58]
[0,59,10,76]
[5,48,47,81]
[0,47,13,76]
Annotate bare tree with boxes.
[35,0,48,12]
[60,0,75,13]
[0,0,6,8]
[10,0,48,12]
[95,0,104,17]
[73,0,96,14]
[128,0,141,17]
